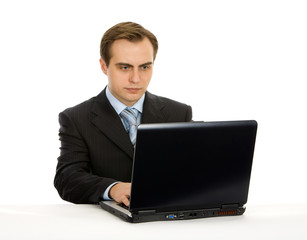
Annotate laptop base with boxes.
[100,201,246,223]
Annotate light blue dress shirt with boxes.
[102,86,145,200]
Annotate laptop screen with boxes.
[129,121,257,213]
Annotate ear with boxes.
[99,58,108,75]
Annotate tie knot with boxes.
[120,108,139,126]
[123,108,138,118]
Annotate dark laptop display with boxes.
[100,120,257,223]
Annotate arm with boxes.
[54,111,116,204]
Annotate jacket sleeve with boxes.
[54,110,116,204]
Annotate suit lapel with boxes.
[91,89,134,159]
[142,91,166,124]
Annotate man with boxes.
[54,22,192,206]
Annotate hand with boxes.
[109,182,131,207]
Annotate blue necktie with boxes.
[120,108,139,146]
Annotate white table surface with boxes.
[1,203,307,240]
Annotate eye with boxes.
[140,65,150,70]
[120,66,129,70]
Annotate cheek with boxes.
[144,71,153,84]
[141,69,153,80]
[108,71,123,87]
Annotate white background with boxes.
[0,0,306,205]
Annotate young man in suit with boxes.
[54,22,192,206]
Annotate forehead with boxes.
[109,38,154,64]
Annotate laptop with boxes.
[100,120,257,223]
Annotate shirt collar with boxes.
[106,85,145,115]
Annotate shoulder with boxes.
[146,91,191,110]
[60,96,96,119]
[145,91,193,121]
[59,89,107,118]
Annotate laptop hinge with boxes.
[222,204,240,209]
[137,209,156,215]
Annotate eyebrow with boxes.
[115,62,153,67]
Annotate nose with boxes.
[129,69,140,83]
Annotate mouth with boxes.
[125,88,141,93]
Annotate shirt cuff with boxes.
[102,182,119,200]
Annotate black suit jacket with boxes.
[54,88,192,203]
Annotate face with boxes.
[100,38,154,107]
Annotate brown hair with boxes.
[100,22,158,66]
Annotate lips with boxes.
[125,88,141,93]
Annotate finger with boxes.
[122,197,130,207]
